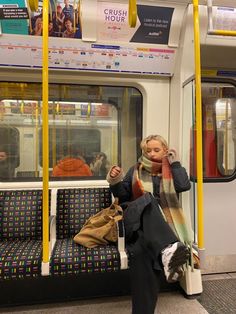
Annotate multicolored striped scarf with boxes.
[132,155,191,244]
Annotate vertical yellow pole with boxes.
[42,0,49,263]
[128,0,137,28]
[193,1,205,252]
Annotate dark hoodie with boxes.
[52,157,92,177]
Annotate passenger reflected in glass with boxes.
[0,149,16,180]
[90,152,110,176]
[52,144,92,177]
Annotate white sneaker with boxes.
[161,242,189,283]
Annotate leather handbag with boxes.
[73,199,123,248]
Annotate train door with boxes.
[182,78,236,273]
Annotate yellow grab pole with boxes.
[193,1,205,254]
[42,0,49,263]
[210,30,236,36]
[128,0,137,28]
[207,0,236,37]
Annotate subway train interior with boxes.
[0,0,236,313]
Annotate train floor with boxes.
[0,273,236,314]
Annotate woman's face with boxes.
[145,139,167,162]
[65,20,72,30]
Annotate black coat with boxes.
[109,161,191,204]
[109,161,191,242]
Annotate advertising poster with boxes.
[29,0,81,38]
[0,0,82,38]
[97,2,140,42]
[0,1,174,44]
[130,5,174,44]
[97,3,174,45]
[0,0,28,34]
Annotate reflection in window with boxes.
[0,126,19,180]
[0,83,142,181]
[215,98,236,175]
[201,83,236,178]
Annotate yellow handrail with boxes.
[209,30,236,36]
[28,0,38,11]
[207,0,236,36]
[193,0,204,252]
[42,0,49,264]
[128,0,137,28]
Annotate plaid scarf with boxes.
[132,155,191,244]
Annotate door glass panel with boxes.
[202,83,236,177]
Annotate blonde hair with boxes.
[140,135,168,154]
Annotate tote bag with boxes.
[73,200,123,248]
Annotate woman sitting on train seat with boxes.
[90,152,110,176]
[52,145,92,177]
[106,134,191,314]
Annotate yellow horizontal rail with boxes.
[207,0,236,37]
[208,29,236,36]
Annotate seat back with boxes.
[0,190,44,241]
[56,188,112,239]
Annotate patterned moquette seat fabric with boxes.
[50,239,120,275]
[51,188,121,275]
[0,190,43,280]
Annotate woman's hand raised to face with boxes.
[110,166,122,178]
[167,149,179,164]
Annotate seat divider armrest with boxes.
[117,220,128,270]
[49,188,57,254]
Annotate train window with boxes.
[0,82,142,181]
[201,82,236,178]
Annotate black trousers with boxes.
[127,200,178,314]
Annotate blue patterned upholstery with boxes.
[0,188,121,280]
[56,188,112,238]
[0,190,43,280]
[52,188,121,275]
[0,240,41,280]
[0,190,43,240]
[50,239,120,276]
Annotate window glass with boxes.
[0,82,142,181]
[201,82,236,178]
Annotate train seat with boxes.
[50,188,121,276]
[0,190,44,280]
